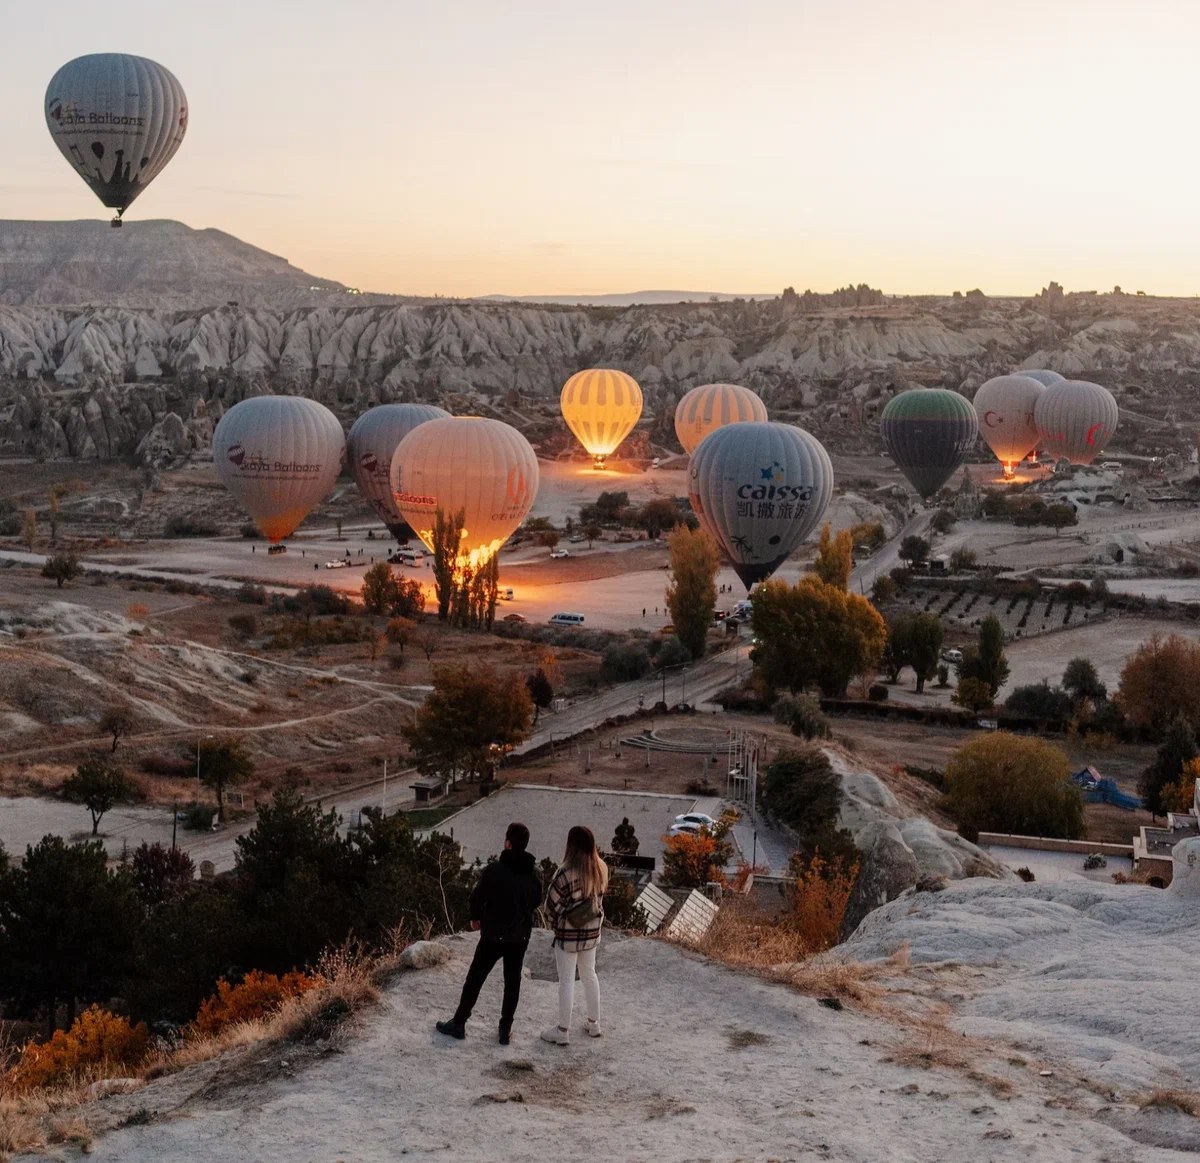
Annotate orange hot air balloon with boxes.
[391,417,539,570]
[674,382,768,455]
[560,368,642,469]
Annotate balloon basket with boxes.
[110,216,123,229]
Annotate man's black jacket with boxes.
[470,848,543,942]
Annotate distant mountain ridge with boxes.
[0,219,351,309]
[483,289,777,306]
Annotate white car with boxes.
[673,812,716,830]
[941,648,964,664]
[324,559,349,569]
[549,548,570,559]
[668,821,705,837]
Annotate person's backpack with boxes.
[561,892,601,929]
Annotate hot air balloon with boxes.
[688,422,833,590]
[212,397,345,543]
[560,369,642,469]
[880,389,978,498]
[674,383,768,455]
[391,417,539,570]
[45,54,187,227]
[1033,380,1119,465]
[1016,368,1064,387]
[347,404,449,540]
[973,375,1045,476]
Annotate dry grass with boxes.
[1140,1088,1200,1117]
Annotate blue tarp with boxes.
[1072,767,1142,811]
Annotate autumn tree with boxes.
[22,508,36,551]
[888,613,944,693]
[952,677,994,713]
[664,525,719,660]
[945,732,1083,839]
[62,754,137,836]
[1116,634,1200,734]
[1140,717,1198,818]
[750,577,887,697]
[812,523,853,590]
[430,507,466,621]
[361,562,398,615]
[42,550,81,589]
[197,737,255,822]
[97,705,135,753]
[958,615,1010,698]
[386,616,414,657]
[402,662,533,784]
[1164,757,1200,815]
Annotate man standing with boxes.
[436,822,543,1045]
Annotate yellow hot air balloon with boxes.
[560,368,642,469]
[391,417,539,571]
[674,382,768,455]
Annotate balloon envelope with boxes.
[212,397,346,543]
[674,383,768,455]
[560,369,642,466]
[391,417,539,569]
[1033,380,1119,464]
[1016,369,1064,387]
[688,422,833,590]
[973,375,1044,471]
[880,390,978,498]
[347,404,449,539]
[45,53,187,216]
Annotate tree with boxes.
[949,547,977,572]
[430,507,466,621]
[98,705,135,753]
[1062,657,1106,707]
[0,836,141,1035]
[526,668,554,723]
[945,733,1083,839]
[871,574,897,604]
[959,615,1010,698]
[129,842,195,907]
[583,522,602,548]
[659,812,737,888]
[1163,757,1200,815]
[637,498,683,539]
[197,737,256,822]
[602,642,652,681]
[665,525,719,660]
[898,535,930,567]
[22,508,36,551]
[1140,717,1197,819]
[813,524,853,590]
[889,613,944,693]
[750,577,887,697]
[1116,634,1200,734]
[62,754,136,836]
[1004,682,1072,722]
[403,662,533,784]
[611,818,639,856]
[42,550,81,589]
[386,616,414,657]
[952,677,994,713]
[581,490,629,525]
[538,530,560,551]
[361,562,399,615]
[760,748,855,859]
[929,508,956,535]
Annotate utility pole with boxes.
[382,758,388,816]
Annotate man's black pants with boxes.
[452,937,528,1027]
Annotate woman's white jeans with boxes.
[553,945,600,1030]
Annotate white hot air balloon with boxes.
[1016,368,1064,387]
[1034,380,1119,465]
[974,374,1045,475]
[674,383,768,455]
[560,369,642,469]
[45,53,187,227]
[391,417,539,570]
[688,421,833,590]
[347,404,449,539]
[212,397,346,543]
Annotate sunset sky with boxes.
[6,0,1198,298]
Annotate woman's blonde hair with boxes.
[563,825,608,899]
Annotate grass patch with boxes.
[1140,1089,1200,1117]
[403,801,466,830]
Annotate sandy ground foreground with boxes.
[42,885,1200,1163]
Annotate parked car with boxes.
[674,812,716,830]
[941,648,964,664]
[567,533,586,543]
[502,612,527,623]
[713,609,729,622]
[668,821,705,837]
[324,559,349,569]
[549,548,570,559]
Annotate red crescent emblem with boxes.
[1085,422,1102,447]
[984,410,1001,428]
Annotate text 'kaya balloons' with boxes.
[973,374,1045,475]
[674,383,768,455]
[1034,380,1119,465]
[347,404,449,540]
[688,422,833,590]
[212,397,346,543]
[880,389,978,498]
[391,417,539,570]
[45,54,187,225]
[560,369,642,469]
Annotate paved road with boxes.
[850,508,933,596]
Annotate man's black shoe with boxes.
[436,1019,466,1040]
[498,1023,511,1046]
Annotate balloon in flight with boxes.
[688,421,834,590]
[1034,380,1119,465]
[1015,369,1064,387]
[212,397,346,543]
[674,383,768,455]
[973,374,1045,474]
[347,404,449,540]
[560,369,642,468]
[45,53,187,224]
[391,417,539,569]
[880,389,978,498]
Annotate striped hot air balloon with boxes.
[45,53,187,226]
[674,383,768,455]
[1034,380,1119,465]
[880,389,979,499]
[212,397,346,543]
[1016,368,1064,387]
[560,369,642,469]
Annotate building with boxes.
[1133,780,1200,886]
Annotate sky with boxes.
[5,0,1200,298]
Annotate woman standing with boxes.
[541,825,608,1045]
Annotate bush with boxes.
[1015,866,1036,882]
[761,748,854,859]
[782,850,859,955]
[1004,681,1072,722]
[228,613,257,640]
[655,635,691,670]
[772,692,832,739]
[140,752,193,778]
[868,683,889,702]
[164,516,219,537]
[601,642,652,681]
[685,778,718,796]
[7,1006,150,1090]
[601,878,649,933]
[179,801,219,831]
[236,583,267,605]
[191,969,325,1036]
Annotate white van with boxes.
[549,612,586,626]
